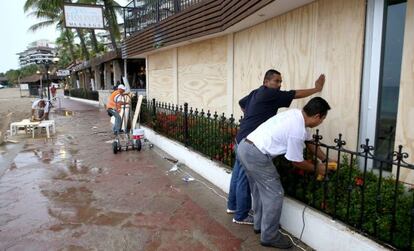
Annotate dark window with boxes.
[375,0,407,170]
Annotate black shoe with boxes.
[254,229,261,234]
[261,234,293,249]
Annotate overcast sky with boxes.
[0,0,129,74]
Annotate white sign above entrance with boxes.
[57,70,70,76]
[64,4,104,29]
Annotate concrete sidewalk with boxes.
[0,96,310,250]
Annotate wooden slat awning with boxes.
[90,50,122,67]
[122,0,273,57]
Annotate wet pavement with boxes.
[0,96,310,251]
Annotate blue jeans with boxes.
[107,109,122,134]
[227,155,252,221]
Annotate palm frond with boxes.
[28,20,56,32]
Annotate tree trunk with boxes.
[89,29,100,54]
[103,0,119,52]
[64,28,77,63]
[76,28,90,60]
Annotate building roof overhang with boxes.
[122,0,314,58]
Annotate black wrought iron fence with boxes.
[123,0,204,37]
[140,98,238,167]
[137,98,414,250]
[278,130,414,250]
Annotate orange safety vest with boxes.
[106,90,120,109]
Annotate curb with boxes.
[68,96,100,106]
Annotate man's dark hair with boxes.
[263,69,281,83]
[303,97,331,117]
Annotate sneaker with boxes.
[232,215,254,225]
[261,234,293,249]
[226,209,236,214]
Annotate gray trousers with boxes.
[237,139,284,244]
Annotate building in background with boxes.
[17,40,57,67]
[96,24,125,51]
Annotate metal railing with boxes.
[122,0,204,37]
[140,98,239,167]
[281,130,414,250]
[137,98,414,250]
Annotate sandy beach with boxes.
[0,88,36,143]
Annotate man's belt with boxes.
[245,138,254,145]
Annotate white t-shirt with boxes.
[246,109,312,162]
[32,99,50,113]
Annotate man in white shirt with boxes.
[31,99,50,121]
[237,97,331,249]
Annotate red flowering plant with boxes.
[186,113,238,167]
[355,177,364,186]
[139,100,238,167]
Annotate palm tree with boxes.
[24,0,91,61]
[102,0,121,52]
[81,0,122,52]
[56,29,80,66]
[25,0,122,61]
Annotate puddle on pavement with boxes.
[13,151,41,168]
[41,186,131,228]
[53,159,102,181]
[55,109,74,117]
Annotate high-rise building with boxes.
[17,40,57,67]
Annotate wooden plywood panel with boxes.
[148,49,173,71]
[265,2,318,108]
[395,0,414,184]
[234,21,268,113]
[148,50,174,103]
[148,69,175,103]
[178,64,227,112]
[314,0,365,149]
[234,2,318,119]
[178,36,227,66]
[233,0,365,149]
[178,37,227,113]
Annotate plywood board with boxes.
[148,68,175,103]
[131,95,143,129]
[178,64,227,112]
[148,50,173,70]
[148,49,175,103]
[313,0,365,149]
[395,0,414,184]
[178,37,227,66]
[178,37,227,112]
[233,0,365,149]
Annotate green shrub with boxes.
[277,154,413,250]
[69,88,98,101]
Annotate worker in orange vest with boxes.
[106,84,126,134]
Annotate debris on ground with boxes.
[164,157,178,163]
[182,175,195,182]
[168,164,179,172]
